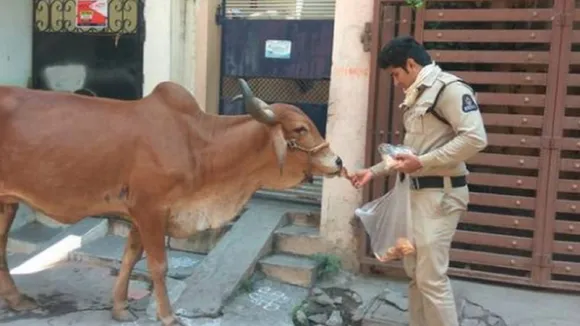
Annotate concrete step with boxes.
[7,252,31,267]
[108,217,133,237]
[8,221,65,254]
[107,212,245,255]
[274,224,325,256]
[168,223,234,254]
[254,186,322,205]
[69,234,205,280]
[9,218,108,274]
[258,253,319,288]
[285,211,321,228]
[175,199,291,317]
[68,234,128,268]
[262,186,321,199]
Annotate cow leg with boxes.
[136,218,183,326]
[111,224,143,322]
[0,202,38,311]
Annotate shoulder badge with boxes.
[461,94,479,113]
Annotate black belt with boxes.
[401,174,467,190]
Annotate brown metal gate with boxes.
[361,0,580,292]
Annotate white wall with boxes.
[0,0,33,87]
[194,0,221,114]
[0,0,35,228]
[0,0,195,96]
[143,0,196,97]
[320,0,374,271]
[143,0,171,95]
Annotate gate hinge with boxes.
[361,22,372,52]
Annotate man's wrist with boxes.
[417,152,435,169]
[368,165,383,177]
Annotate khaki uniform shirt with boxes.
[370,70,488,177]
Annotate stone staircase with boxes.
[255,176,323,205]
[6,204,112,274]
[68,218,207,280]
[7,204,65,255]
[257,210,327,288]
[7,201,327,291]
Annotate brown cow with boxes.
[0,79,344,325]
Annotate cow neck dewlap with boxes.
[167,185,252,238]
[167,123,303,237]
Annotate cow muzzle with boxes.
[287,139,342,183]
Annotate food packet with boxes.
[377,143,415,170]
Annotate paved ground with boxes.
[2,197,579,326]
[0,261,306,326]
[1,259,579,326]
[317,271,580,326]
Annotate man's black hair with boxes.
[378,35,432,71]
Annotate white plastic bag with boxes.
[354,143,415,262]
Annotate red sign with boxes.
[76,0,108,28]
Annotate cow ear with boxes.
[271,124,287,174]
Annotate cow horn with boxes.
[237,78,277,125]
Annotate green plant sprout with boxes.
[406,0,427,9]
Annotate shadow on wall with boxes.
[219,77,330,137]
[221,97,329,138]
[39,63,139,100]
[32,31,143,100]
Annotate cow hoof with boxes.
[9,294,39,312]
[112,308,138,322]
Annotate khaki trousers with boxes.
[403,179,469,326]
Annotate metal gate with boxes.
[362,0,580,292]
[217,0,335,205]
[32,0,145,100]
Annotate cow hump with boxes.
[150,81,202,116]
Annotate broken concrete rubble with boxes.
[292,286,363,326]
[379,288,408,312]
[361,286,510,326]
[458,298,508,326]
[362,287,409,325]
[326,310,343,326]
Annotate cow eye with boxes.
[293,126,307,134]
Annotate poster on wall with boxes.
[265,40,292,59]
[76,0,108,28]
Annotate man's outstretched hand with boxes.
[344,153,421,188]
[348,169,373,189]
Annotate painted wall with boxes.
[0,0,33,87]
[171,0,196,95]
[320,0,374,271]
[194,0,222,114]
[0,0,38,229]
[143,0,196,97]
[143,0,171,95]
[33,32,143,100]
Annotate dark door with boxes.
[32,0,145,100]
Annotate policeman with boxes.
[350,36,488,326]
